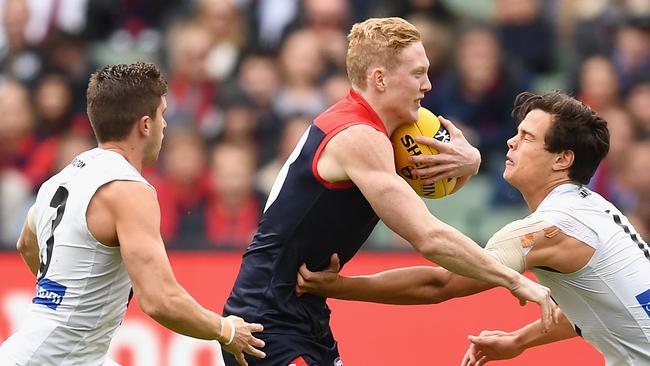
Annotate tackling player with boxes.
[297,91,650,366]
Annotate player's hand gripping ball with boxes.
[391,107,457,199]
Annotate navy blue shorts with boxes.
[222,333,342,366]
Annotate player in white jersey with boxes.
[295,91,650,365]
[0,62,265,366]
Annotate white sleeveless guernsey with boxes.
[530,184,650,366]
[0,148,150,366]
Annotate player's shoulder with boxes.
[326,123,391,157]
[97,180,154,199]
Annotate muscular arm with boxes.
[300,264,495,304]
[96,181,264,363]
[327,125,520,288]
[17,206,39,276]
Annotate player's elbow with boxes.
[139,296,167,319]
[16,236,35,258]
[16,237,26,254]
[136,288,172,319]
[412,226,452,260]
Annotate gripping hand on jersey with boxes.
[296,253,341,297]
[219,315,266,366]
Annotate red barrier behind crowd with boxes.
[0,252,602,365]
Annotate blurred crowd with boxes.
[2,0,650,251]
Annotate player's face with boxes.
[143,96,167,167]
[382,42,432,124]
[503,109,557,189]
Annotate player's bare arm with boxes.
[522,226,595,274]
[16,206,39,276]
[297,253,494,304]
[461,309,577,366]
[90,180,265,364]
[409,115,481,193]
[319,124,553,328]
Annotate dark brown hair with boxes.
[86,62,167,142]
[512,91,610,184]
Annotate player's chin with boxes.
[408,105,420,122]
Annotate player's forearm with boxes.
[331,266,452,304]
[512,311,578,350]
[140,285,226,341]
[417,223,520,291]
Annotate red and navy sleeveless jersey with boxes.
[224,90,387,338]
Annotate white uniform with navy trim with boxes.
[0,148,150,366]
[529,183,650,366]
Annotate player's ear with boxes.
[553,150,574,172]
[370,67,386,91]
[138,115,151,137]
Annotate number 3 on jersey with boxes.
[38,186,69,281]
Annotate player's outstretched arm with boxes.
[461,308,577,366]
[296,254,494,304]
[16,205,39,276]
[101,181,265,364]
[325,125,553,328]
[409,116,480,193]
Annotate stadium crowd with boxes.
[1,0,650,250]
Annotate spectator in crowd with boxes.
[235,51,283,165]
[194,0,245,81]
[321,72,351,106]
[0,79,33,248]
[164,20,221,140]
[611,16,650,94]
[390,0,457,25]
[40,31,93,114]
[493,0,556,77]
[205,141,265,249]
[273,29,327,121]
[216,86,260,149]
[625,78,650,134]
[622,138,650,239]
[0,79,35,172]
[153,128,211,249]
[576,55,621,111]
[22,73,89,190]
[0,0,42,86]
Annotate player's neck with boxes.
[523,177,574,212]
[98,142,144,172]
[356,89,399,135]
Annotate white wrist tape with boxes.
[485,217,554,273]
[220,317,236,346]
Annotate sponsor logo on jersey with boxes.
[333,357,343,366]
[635,288,650,318]
[33,278,67,310]
[71,157,86,168]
